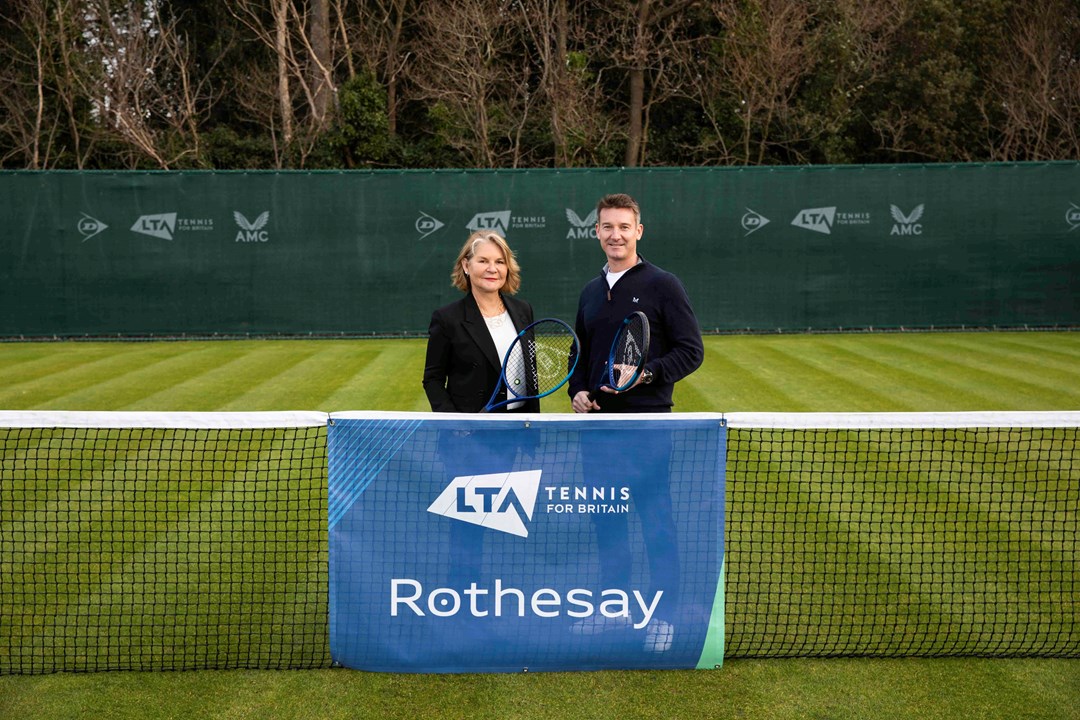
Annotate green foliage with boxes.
[397,101,473,168]
[645,98,712,166]
[321,72,395,168]
[853,0,1010,162]
[202,127,279,169]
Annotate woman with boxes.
[423,230,539,413]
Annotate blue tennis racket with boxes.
[605,310,651,391]
[482,318,580,412]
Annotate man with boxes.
[566,193,704,654]
[569,193,704,413]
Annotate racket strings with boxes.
[610,316,647,389]
[530,334,576,392]
[504,323,576,398]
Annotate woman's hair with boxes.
[450,230,521,294]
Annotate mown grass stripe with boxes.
[878,338,1080,409]
[758,340,918,412]
[332,341,428,412]
[975,333,1080,371]
[118,344,321,411]
[0,344,118,386]
[0,344,202,410]
[695,340,817,412]
[683,342,797,412]
[317,340,424,412]
[853,337,1030,408]
[915,337,1080,404]
[810,338,1021,410]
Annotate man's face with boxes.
[596,207,642,271]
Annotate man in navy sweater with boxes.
[566,193,704,654]
[569,193,704,413]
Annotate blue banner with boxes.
[328,413,725,673]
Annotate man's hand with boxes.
[572,390,601,413]
[597,364,646,394]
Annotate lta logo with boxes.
[427,470,541,538]
[131,213,177,240]
[791,207,836,235]
[466,211,511,235]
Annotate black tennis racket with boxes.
[604,310,651,391]
[482,318,580,412]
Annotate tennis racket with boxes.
[482,318,580,412]
[604,310,651,392]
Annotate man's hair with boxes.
[596,193,641,225]
[450,230,522,294]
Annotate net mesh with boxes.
[1,412,1077,674]
[0,421,330,673]
[724,424,1078,658]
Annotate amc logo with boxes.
[234,211,270,242]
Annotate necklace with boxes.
[480,300,507,327]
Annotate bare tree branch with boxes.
[411,0,535,167]
[982,0,1080,160]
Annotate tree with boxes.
[322,70,394,167]
[2,0,1078,169]
[681,0,822,165]
[410,0,537,167]
[858,0,1007,162]
[347,0,415,137]
[0,0,99,168]
[579,0,698,166]
[78,0,222,168]
[230,0,341,166]
[982,0,1080,160]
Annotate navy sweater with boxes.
[568,258,704,412]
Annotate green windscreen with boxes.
[1,164,1077,337]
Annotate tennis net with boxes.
[724,412,1078,658]
[0,412,330,673]
[0,411,1076,673]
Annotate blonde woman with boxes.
[423,230,538,413]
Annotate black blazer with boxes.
[423,293,540,413]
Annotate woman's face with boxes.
[464,239,507,294]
